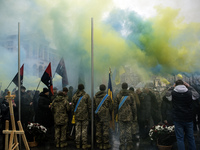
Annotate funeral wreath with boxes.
[149,124,176,146]
[25,122,47,143]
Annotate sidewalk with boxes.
[1,131,200,149]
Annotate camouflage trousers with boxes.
[132,120,139,135]
[119,121,132,147]
[54,124,68,145]
[75,120,88,145]
[95,121,110,144]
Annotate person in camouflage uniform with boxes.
[51,87,58,101]
[72,84,91,149]
[114,82,135,150]
[94,84,113,149]
[51,89,70,148]
[129,87,140,142]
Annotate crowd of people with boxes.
[0,80,200,150]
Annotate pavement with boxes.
[1,129,200,150]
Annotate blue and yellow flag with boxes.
[108,69,113,101]
[107,68,115,130]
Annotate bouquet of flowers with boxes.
[149,124,176,146]
[25,122,47,143]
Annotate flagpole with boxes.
[36,80,41,91]
[52,71,56,79]
[91,17,94,150]
[18,22,21,121]
[6,80,12,89]
[18,22,22,149]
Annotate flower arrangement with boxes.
[25,122,47,143]
[149,124,176,146]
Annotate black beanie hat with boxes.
[99,84,106,91]
[122,82,128,89]
[129,87,134,91]
[21,86,26,90]
[43,88,49,93]
[78,84,84,90]
[63,87,68,92]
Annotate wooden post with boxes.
[18,121,29,149]
[5,120,9,150]
[3,91,30,150]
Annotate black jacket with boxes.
[35,92,53,128]
[166,85,199,122]
[161,96,173,124]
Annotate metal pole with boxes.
[91,18,94,150]
[18,22,22,149]
[18,22,21,121]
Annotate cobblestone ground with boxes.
[1,131,200,150]
[1,122,200,150]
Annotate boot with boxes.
[76,145,80,149]
[99,144,103,149]
[55,144,59,148]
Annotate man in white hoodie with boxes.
[166,79,199,150]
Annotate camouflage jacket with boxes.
[114,89,135,121]
[72,90,91,121]
[94,91,113,122]
[51,93,58,102]
[51,95,70,125]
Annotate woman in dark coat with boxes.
[35,88,53,128]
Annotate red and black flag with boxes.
[41,63,54,95]
[12,64,24,87]
[55,58,68,88]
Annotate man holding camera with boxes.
[166,79,199,150]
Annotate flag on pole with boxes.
[108,69,113,100]
[55,58,68,88]
[108,68,115,130]
[41,63,54,95]
[12,64,24,87]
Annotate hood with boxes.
[76,90,86,97]
[95,91,106,98]
[53,95,65,102]
[174,85,188,93]
[120,89,130,96]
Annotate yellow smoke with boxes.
[177,74,183,79]
[160,77,170,85]
[32,1,200,81]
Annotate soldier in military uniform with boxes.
[72,84,91,149]
[94,84,113,149]
[114,82,135,150]
[51,89,70,148]
[129,87,140,142]
[51,87,58,101]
